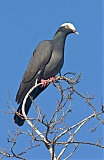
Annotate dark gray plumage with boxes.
[14,22,78,126]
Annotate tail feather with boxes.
[14,85,48,126]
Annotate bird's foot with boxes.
[49,77,58,82]
[41,79,49,87]
[41,77,58,87]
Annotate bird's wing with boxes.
[16,40,53,103]
[22,40,53,82]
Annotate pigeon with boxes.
[14,22,78,126]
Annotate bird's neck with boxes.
[52,32,67,50]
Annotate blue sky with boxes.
[0,0,103,159]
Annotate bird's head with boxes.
[60,23,78,35]
[54,22,78,39]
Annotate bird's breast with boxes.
[43,51,64,79]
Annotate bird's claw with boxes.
[41,77,58,87]
[41,79,49,87]
[49,77,57,82]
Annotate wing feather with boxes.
[16,40,53,103]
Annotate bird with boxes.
[14,22,78,126]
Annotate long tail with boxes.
[14,86,48,126]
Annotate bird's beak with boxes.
[74,30,79,35]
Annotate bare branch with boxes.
[1,73,104,159]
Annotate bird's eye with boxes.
[65,25,69,29]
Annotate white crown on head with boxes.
[61,23,76,30]
[61,23,78,34]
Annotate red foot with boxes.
[49,77,57,82]
[41,79,49,87]
[41,77,58,87]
